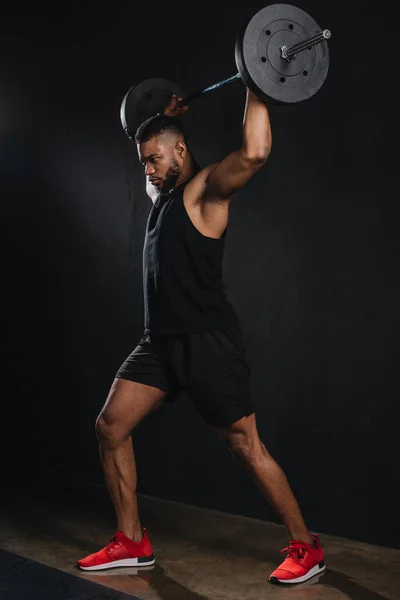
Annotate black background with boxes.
[1,0,398,548]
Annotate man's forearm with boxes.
[242,88,272,161]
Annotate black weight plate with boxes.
[235,4,329,104]
[120,78,195,142]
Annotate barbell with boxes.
[121,3,331,142]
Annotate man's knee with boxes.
[227,436,262,465]
[216,414,257,457]
[95,414,130,449]
[222,429,263,466]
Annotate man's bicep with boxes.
[206,149,265,200]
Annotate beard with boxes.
[160,157,181,193]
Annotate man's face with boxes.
[138,136,182,193]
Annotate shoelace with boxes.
[106,534,123,554]
[281,541,308,561]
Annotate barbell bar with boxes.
[120,4,331,142]
[176,26,331,108]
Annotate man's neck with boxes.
[175,155,200,188]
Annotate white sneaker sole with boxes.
[78,556,155,571]
[270,561,325,584]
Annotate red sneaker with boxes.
[77,529,155,571]
[269,533,325,584]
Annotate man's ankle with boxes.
[132,531,143,544]
[120,528,143,543]
[293,533,313,546]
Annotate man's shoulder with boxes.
[184,162,221,205]
[194,162,221,182]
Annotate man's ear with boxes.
[176,141,186,159]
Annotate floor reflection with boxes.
[80,563,210,600]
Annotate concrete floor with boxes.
[0,482,399,600]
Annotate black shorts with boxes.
[115,325,254,427]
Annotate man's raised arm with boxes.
[205,88,272,201]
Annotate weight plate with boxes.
[235,4,329,104]
[120,78,195,142]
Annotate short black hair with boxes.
[135,115,186,144]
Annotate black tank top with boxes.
[143,180,238,335]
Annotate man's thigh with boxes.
[99,335,169,434]
[174,325,254,427]
[99,377,167,435]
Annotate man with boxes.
[77,88,325,584]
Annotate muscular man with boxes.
[77,89,325,585]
